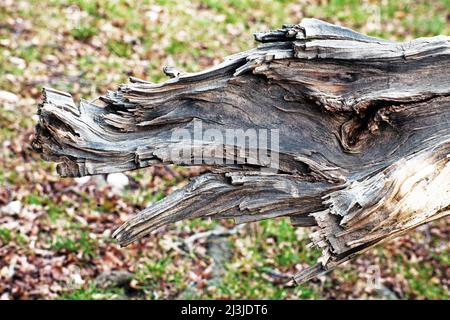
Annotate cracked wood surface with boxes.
[33,19,450,283]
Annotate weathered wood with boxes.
[33,19,450,283]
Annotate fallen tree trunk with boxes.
[33,19,450,283]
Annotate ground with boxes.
[0,0,449,300]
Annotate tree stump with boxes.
[33,19,450,283]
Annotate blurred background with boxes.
[0,0,449,299]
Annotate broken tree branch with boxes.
[33,19,450,283]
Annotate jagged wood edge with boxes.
[33,19,450,283]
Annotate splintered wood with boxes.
[33,19,450,283]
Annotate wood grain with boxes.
[33,19,450,283]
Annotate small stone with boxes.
[107,173,129,193]
[1,200,22,215]
[93,175,107,188]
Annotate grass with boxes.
[51,230,98,259]
[0,228,13,245]
[0,228,27,246]
[403,262,450,299]
[60,283,125,300]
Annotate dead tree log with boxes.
[33,19,450,283]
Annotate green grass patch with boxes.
[59,283,125,300]
[132,255,187,298]
[51,230,98,258]
[71,26,99,41]
[0,228,27,246]
[107,40,133,57]
[0,228,13,244]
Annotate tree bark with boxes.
[33,19,450,283]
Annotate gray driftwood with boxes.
[33,19,450,283]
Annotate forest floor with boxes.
[0,0,449,299]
